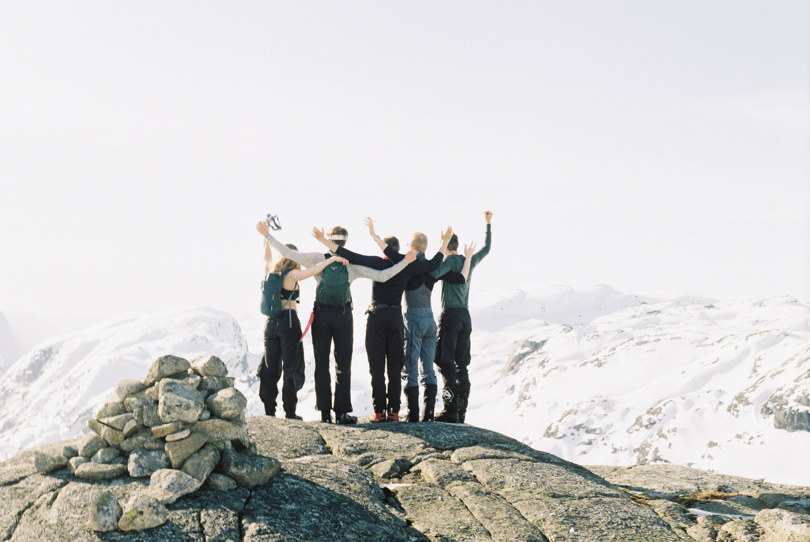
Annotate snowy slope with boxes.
[1,287,808,487]
[466,287,810,486]
[0,308,252,460]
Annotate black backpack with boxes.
[260,270,292,317]
[316,258,351,307]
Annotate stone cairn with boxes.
[32,354,281,533]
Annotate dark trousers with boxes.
[311,303,354,414]
[365,306,405,413]
[435,308,472,411]
[260,311,304,416]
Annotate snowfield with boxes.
[1,285,808,486]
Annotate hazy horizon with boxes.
[1,1,808,320]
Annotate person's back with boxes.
[430,211,493,424]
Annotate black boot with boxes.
[264,403,276,417]
[422,384,437,422]
[405,387,420,423]
[435,388,458,423]
[457,395,468,424]
[321,410,333,423]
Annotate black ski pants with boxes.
[311,303,354,414]
[435,308,472,411]
[365,306,405,414]
[260,310,304,416]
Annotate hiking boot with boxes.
[435,387,458,422]
[264,404,276,417]
[320,410,333,423]
[422,384,437,422]
[285,413,303,420]
[457,410,466,424]
[387,410,400,422]
[335,412,358,425]
[369,412,387,423]
[435,409,458,423]
[404,386,419,423]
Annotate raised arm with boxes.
[263,240,273,276]
[461,242,475,281]
[471,211,493,267]
[365,217,389,254]
[256,220,323,268]
[312,227,339,253]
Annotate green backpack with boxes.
[316,259,351,307]
[260,270,291,317]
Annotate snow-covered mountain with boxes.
[1,286,808,487]
[466,286,810,486]
[0,308,252,460]
[0,310,100,374]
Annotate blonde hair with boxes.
[410,232,428,253]
[273,244,302,274]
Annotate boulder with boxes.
[148,468,202,504]
[128,448,171,478]
[68,456,87,473]
[205,387,248,419]
[193,419,248,442]
[114,379,146,400]
[87,490,122,532]
[220,448,281,489]
[61,445,78,459]
[151,421,186,438]
[119,427,164,453]
[199,375,235,394]
[206,472,238,491]
[118,494,168,531]
[164,431,208,469]
[74,462,128,481]
[76,433,107,458]
[165,428,192,442]
[191,354,229,376]
[96,400,126,419]
[87,418,125,447]
[98,412,134,431]
[181,444,220,482]
[157,379,204,424]
[755,508,810,541]
[143,354,191,387]
[91,447,120,464]
[33,451,67,473]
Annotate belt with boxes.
[366,304,401,314]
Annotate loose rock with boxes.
[88,490,122,532]
[118,494,168,531]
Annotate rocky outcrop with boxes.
[23,354,266,534]
[3,416,809,541]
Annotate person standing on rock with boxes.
[361,220,474,422]
[257,234,348,420]
[313,220,452,423]
[429,210,493,423]
[256,220,415,424]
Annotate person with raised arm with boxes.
[363,219,474,422]
[429,210,493,423]
[255,220,414,424]
[257,236,348,420]
[313,221,452,423]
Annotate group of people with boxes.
[254,210,493,425]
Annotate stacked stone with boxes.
[33,354,281,533]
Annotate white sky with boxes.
[1,1,808,321]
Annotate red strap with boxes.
[300,312,315,342]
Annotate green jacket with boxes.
[430,224,491,309]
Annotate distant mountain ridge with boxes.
[1,286,808,486]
